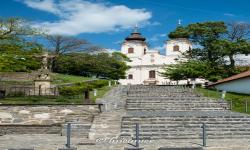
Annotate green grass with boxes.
[0,80,33,85]
[51,73,92,84]
[0,86,114,104]
[196,87,250,114]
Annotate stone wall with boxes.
[0,105,100,135]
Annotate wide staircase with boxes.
[121,85,250,140]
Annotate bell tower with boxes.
[121,25,148,58]
[165,38,192,56]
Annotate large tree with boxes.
[0,18,37,41]
[45,35,105,71]
[46,35,89,55]
[54,52,129,80]
[222,22,250,68]
[0,18,42,72]
[165,21,250,82]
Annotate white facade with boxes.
[119,29,198,85]
[214,77,250,94]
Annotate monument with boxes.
[34,52,53,96]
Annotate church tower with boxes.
[121,25,148,58]
[165,20,192,56]
[165,38,192,56]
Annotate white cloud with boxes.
[224,13,236,17]
[21,0,152,35]
[22,0,60,14]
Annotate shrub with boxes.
[90,80,108,88]
[59,86,82,96]
[59,80,109,96]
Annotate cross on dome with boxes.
[134,23,139,33]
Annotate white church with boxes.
[119,27,206,85]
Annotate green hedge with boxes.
[59,80,109,96]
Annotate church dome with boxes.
[125,32,146,41]
[125,27,146,41]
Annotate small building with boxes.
[209,70,250,94]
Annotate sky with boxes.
[0,0,250,53]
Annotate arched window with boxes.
[144,48,146,54]
[128,74,133,79]
[149,70,156,79]
[128,47,134,53]
[173,45,180,51]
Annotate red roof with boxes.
[209,70,250,86]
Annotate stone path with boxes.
[88,110,126,140]
[0,134,250,150]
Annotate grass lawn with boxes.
[0,86,114,104]
[51,73,93,84]
[196,87,250,114]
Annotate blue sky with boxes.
[0,0,250,53]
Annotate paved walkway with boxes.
[0,134,250,150]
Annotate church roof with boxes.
[125,31,146,41]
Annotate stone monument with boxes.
[34,52,52,96]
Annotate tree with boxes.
[165,21,250,82]
[0,43,42,72]
[46,35,89,55]
[0,18,37,41]
[169,22,227,64]
[45,35,106,71]
[54,52,129,80]
[0,18,42,72]
[168,26,190,39]
[161,60,226,82]
[222,22,250,68]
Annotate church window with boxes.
[149,70,156,79]
[128,74,133,79]
[128,47,134,53]
[144,48,146,54]
[173,45,180,51]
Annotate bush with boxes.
[59,86,82,96]
[90,80,108,88]
[59,80,109,96]
[7,91,25,97]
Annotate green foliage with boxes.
[164,21,250,82]
[58,80,108,96]
[196,87,250,114]
[0,18,43,72]
[51,73,92,84]
[54,52,130,80]
[161,60,211,80]
[89,80,109,88]
[0,43,42,72]
[58,86,84,96]
[168,26,190,39]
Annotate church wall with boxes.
[166,40,191,56]
[121,41,148,58]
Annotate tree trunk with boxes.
[229,54,235,69]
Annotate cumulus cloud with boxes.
[22,0,60,14]
[20,0,152,35]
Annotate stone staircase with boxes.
[126,97,228,111]
[88,110,126,140]
[121,85,250,140]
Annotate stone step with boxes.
[61,123,91,137]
